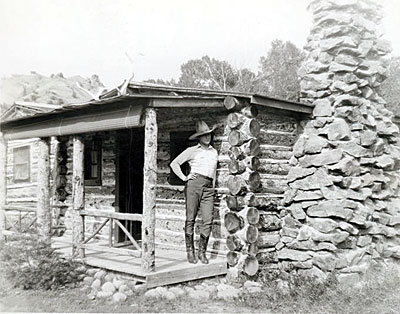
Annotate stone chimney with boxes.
[280,0,400,282]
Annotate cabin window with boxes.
[84,138,102,186]
[13,146,30,183]
[169,131,196,185]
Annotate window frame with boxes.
[84,138,102,186]
[13,145,31,183]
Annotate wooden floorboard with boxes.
[52,234,227,287]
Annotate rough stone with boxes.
[334,54,360,66]
[104,273,115,282]
[313,99,333,117]
[304,134,328,154]
[112,292,127,303]
[113,279,125,290]
[288,204,307,220]
[144,288,160,299]
[330,62,357,72]
[91,279,101,290]
[287,167,316,183]
[312,252,338,271]
[307,200,353,220]
[338,221,359,235]
[291,168,333,190]
[338,140,372,158]
[360,130,377,146]
[94,270,107,280]
[307,217,337,233]
[102,282,116,294]
[335,106,362,123]
[96,291,113,299]
[119,284,132,293]
[328,156,360,176]
[357,235,372,247]
[294,190,324,201]
[277,248,311,262]
[298,225,349,244]
[375,155,395,170]
[299,149,342,167]
[324,118,351,140]
[293,135,306,158]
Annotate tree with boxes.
[380,56,400,115]
[178,56,239,90]
[257,40,305,101]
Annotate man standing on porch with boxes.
[170,121,218,264]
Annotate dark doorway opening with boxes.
[116,128,144,244]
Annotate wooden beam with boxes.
[72,135,85,257]
[142,107,157,272]
[250,95,313,114]
[36,138,51,238]
[80,210,142,221]
[150,98,223,108]
[0,132,6,242]
[81,244,141,258]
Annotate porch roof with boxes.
[0,82,313,140]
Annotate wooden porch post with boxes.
[72,136,85,257]
[0,132,7,242]
[37,138,51,238]
[142,108,157,272]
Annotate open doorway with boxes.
[116,128,144,245]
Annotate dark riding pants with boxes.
[185,174,214,237]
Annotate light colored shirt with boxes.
[171,144,218,180]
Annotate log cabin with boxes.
[0,82,313,287]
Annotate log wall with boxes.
[155,107,229,254]
[155,107,302,259]
[6,138,58,206]
[63,132,117,239]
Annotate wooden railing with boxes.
[3,205,37,235]
[78,210,143,258]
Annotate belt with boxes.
[194,173,213,181]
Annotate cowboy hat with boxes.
[189,121,216,140]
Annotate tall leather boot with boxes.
[185,233,198,264]
[198,234,209,264]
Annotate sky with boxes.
[0,0,399,88]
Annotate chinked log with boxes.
[243,156,260,171]
[239,254,259,276]
[236,225,259,244]
[228,120,260,146]
[224,96,245,111]
[225,195,245,212]
[241,139,260,156]
[227,251,240,266]
[237,206,260,225]
[228,146,245,161]
[240,171,261,192]
[224,212,244,233]
[226,175,247,196]
[226,234,244,251]
[228,159,246,174]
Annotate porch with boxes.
[52,233,227,288]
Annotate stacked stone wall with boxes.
[278,0,400,282]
